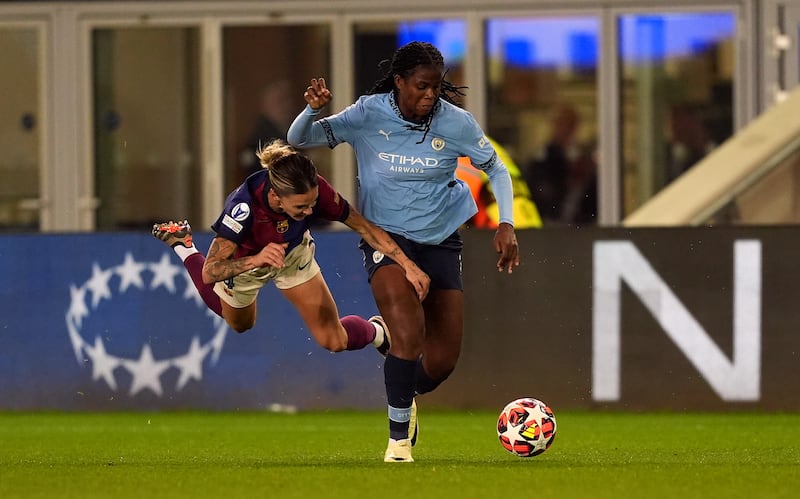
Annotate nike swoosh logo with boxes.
[298,260,311,271]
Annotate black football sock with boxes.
[384,353,417,441]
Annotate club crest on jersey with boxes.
[231,202,251,221]
[431,137,446,151]
[277,220,289,233]
[373,251,385,264]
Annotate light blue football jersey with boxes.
[288,93,513,245]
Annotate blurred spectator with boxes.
[239,80,292,179]
[667,102,735,221]
[456,137,542,229]
[525,105,597,226]
[666,102,716,183]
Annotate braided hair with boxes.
[367,41,467,143]
[367,41,466,104]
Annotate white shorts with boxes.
[213,230,320,309]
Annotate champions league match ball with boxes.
[497,397,557,457]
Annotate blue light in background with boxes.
[487,17,599,69]
[504,39,535,68]
[398,12,735,69]
[398,20,466,63]
[634,16,666,63]
[620,12,736,63]
[569,32,598,69]
[398,24,436,46]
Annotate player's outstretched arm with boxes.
[201,237,288,284]
[343,208,430,301]
[288,78,334,148]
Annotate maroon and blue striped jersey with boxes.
[210,170,350,259]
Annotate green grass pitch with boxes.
[1,410,798,498]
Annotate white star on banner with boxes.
[84,336,120,390]
[172,337,209,390]
[149,253,182,293]
[116,252,146,293]
[66,322,85,363]
[208,315,227,364]
[86,263,114,308]
[122,344,171,396]
[67,254,230,398]
[67,284,90,327]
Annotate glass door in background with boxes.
[222,24,331,195]
[93,27,202,230]
[618,12,736,218]
[485,16,599,227]
[0,26,41,231]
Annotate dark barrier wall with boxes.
[428,227,800,412]
[1,227,798,411]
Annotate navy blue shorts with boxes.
[359,231,464,291]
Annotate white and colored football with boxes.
[497,397,557,457]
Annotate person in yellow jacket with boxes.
[456,137,542,229]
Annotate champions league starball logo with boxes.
[65,252,228,397]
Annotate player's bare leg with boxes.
[281,272,387,353]
[420,289,463,382]
[219,300,257,333]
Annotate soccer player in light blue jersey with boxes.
[288,41,520,462]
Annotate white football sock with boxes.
[174,245,199,262]
[371,322,385,346]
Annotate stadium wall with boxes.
[0,228,796,412]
